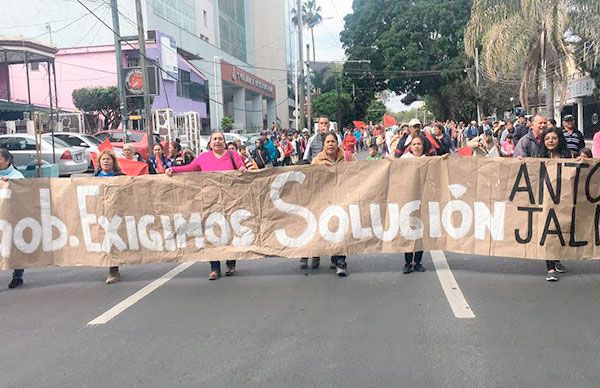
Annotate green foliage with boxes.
[341,0,473,119]
[365,99,386,124]
[72,86,121,129]
[313,91,353,126]
[221,116,234,131]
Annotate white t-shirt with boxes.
[401,152,425,158]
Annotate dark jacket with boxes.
[513,123,529,144]
[513,130,541,157]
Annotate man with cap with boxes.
[513,114,529,144]
[562,115,585,158]
[479,117,493,135]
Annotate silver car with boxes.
[50,132,124,171]
[0,133,88,176]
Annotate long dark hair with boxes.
[0,148,14,167]
[411,134,431,155]
[536,127,570,158]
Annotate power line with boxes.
[72,0,292,113]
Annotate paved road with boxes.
[3,151,600,387]
[2,253,600,387]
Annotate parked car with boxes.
[224,133,250,146]
[94,130,161,160]
[0,133,88,176]
[50,132,123,171]
[199,136,210,152]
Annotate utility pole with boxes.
[134,0,154,154]
[475,47,482,124]
[296,0,305,131]
[306,43,312,129]
[110,0,128,134]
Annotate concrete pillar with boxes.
[577,98,585,135]
[249,93,263,131]
[267,98,277,130]
[233,87,246,132]
[208,57,223,131]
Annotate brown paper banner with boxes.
[1,157,599,270]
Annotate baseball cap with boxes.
[408,118,421,127]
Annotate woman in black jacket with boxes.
[534,127,571,281]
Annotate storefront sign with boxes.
[124,67,159,97]
[221,60,275,99]
[567,76,596,100]
[160,35,178,81]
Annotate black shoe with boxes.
[403,264,413,274]
[554,262,567,273]
[311,258,320,269]
[413,263,426,272]
[300,258,308,269]
[329,258,336,269]
[8,278,23,289]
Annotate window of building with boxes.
[153,0,195,34]
[176,69,208,102]
[127,57,140,68]
[218,0,247,62]
[203,10,208,27]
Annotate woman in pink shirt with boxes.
[166,130,247,280]
[501,133,516,157]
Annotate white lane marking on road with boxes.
[87,262,194,326]
[430,250,475,319]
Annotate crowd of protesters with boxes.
[2,112,595,288]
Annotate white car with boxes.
[224,133,249,146]
[0,133,88,176]
[50,132,124,171]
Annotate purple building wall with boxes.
[7,33,208,120]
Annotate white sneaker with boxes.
[336,267,347,277]
[546,270,558,282]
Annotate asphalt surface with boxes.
[2,254,600,387]
[3,151,600,387]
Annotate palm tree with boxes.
[465,0,576,117]
[291,0,323,61]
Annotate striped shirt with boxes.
[563,129,584,156]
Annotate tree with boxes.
[313,91,353,126]
[365,99,386,124]
[464,0,585,118]
[72,87,121,130]
[221,116,234,132]
[291,0,323,61]
[340,0,473,119]
[569,1,600,96]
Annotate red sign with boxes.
[221,60,276,99]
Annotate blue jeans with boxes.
[12,269,24,280]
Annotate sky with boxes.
[307,0,415,112]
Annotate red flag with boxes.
[383,114,396,127]
[98,138,113,152]
[119,158,149,176]
[424,131,440,150]
[353,120,366,129]
[457,146,473,157]
[90,151,99,170]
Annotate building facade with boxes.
[0,0,291,132]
